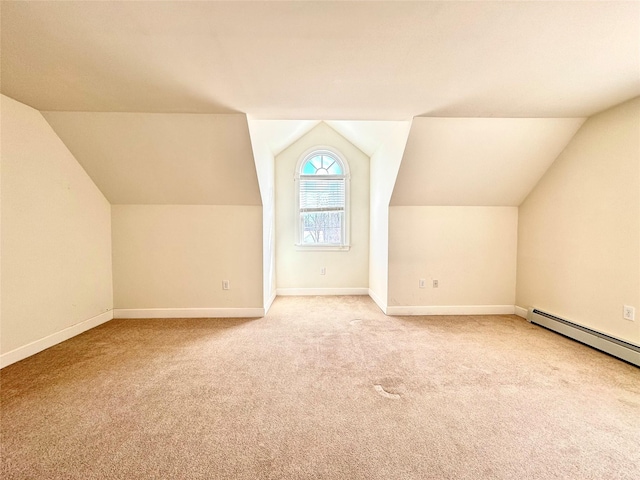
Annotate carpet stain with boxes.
[618,397,639,409]
[374,384,401,400]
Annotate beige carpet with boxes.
[2,296,639,479]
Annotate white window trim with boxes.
[294,146,351,250]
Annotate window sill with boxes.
[295,244,351,252]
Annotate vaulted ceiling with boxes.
[2,1,638,208]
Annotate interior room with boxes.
[1,1,638,479]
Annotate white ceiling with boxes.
[247,119,321,157]
[2,1,638,119]
[325,121,410,157]
[42,112,262,205]
[4,1,636,209]
[390,117,586,206]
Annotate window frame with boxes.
[294,146,351,251]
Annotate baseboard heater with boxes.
[527,308,640,367]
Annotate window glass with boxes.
[297,150,349,247]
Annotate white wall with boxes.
[111,205,263,314]
[369,122,411,311]
[275,123,369,292]
[247,121,277,311]
[1,95,113,364]
[388,206,518,314]
[517,97,640,344]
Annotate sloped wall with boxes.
[42,112,262,205]
[42,111,266,316]
[384,117,585,314]
[1,95,113,365]
[391,117,584,207]
[517,97,640,344]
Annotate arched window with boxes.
[295,148,350,249]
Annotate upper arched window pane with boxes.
[301,153,343,176]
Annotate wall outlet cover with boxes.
[623,305,635,321]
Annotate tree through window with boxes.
[296,149,350,248]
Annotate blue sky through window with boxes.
[301,154,343,175]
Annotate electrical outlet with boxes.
[623,305,635,321]
[320,267,326,275]
[222,280,230,290]
[433,279,439,288]
[419,279,425,288]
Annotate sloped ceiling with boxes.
[3,2,637,208]
[2,1,638,119]
[325,121,409,158]
[42,112,261,205]
[247,120,321,157]
[248,119,406,159]
[390,118,586,206]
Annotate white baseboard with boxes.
[264,291,277,314]
[514,305,528,319]
[368,289,388,314]
[276,288,369,296]
[113,307,265,319]
[0,310,114,369]
[386,305,516,316]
